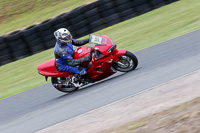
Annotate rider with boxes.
[54,28,92,87]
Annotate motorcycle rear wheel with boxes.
[51,77,78,93]
[113,51,138,72]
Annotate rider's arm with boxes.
[66,58,88,67]
[64,51,92,67]
[72,38,89,46]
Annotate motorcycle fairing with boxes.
[74,46,92,59]
[87,54,116,81]
[37,59,73,78]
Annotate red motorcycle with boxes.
[37,35,138,92]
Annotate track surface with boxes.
[1,29,200,133]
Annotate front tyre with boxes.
[51,77,78,93]
[113,51,138,72]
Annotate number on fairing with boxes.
[90,35,102,44]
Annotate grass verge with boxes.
[0,0,200,99]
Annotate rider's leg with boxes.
[58,65,87,75]
[58,65,87,87]
[69,67,87,82]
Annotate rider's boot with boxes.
[70,72,86,88]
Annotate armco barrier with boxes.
[0,0,178,66]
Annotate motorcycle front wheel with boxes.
[112,51,138,72]
[51,77,78,93]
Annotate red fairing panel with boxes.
[74,46,92,59]
[87,54,116,81]
[37,59,72,77]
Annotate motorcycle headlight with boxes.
[93,50,104,59]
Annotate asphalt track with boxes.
[1,29,200,133]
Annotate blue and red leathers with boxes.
[54,38,89,74]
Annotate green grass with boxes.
[0,0,96,35]
[0,0,200,99]
[93,0,200,52]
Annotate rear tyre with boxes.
[113,51,138,72]
[51,77,78,93]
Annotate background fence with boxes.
[0,0,178,66]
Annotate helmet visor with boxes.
[60,35,72,43]
[65,35,72,41]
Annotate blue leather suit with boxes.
[54,38,89,74]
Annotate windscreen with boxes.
[89,35,107,46]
